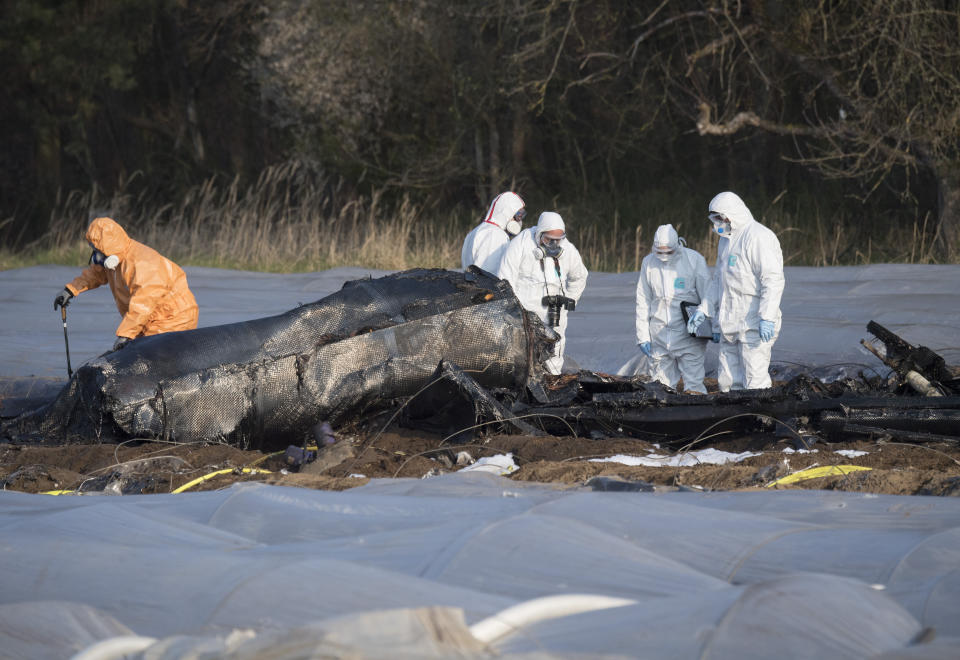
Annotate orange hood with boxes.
[85,217,132,257]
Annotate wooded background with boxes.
[3,0,958,265]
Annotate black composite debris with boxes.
[4,268,555,449]
[400,360,545,440]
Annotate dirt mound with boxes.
[4,427,959,497]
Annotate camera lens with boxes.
[542,296,562,327]
[547,306,560,327]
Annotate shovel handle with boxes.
[60,305,73,377]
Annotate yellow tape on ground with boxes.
[173,467,272,494]
[767,464,871,487]
[39,466,274,496]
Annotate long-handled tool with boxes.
[60,305,73,378]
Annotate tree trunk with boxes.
[488,116,501,192]
[474,124,486,203]
[36,122,62,205]
[511,104,526,183]
[937,170,960,260]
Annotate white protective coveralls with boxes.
[699,191,785,391]
[461,191,525,275]
[498,212,588,374]
[636,224,710,393]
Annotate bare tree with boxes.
[678,1,960,255]
[517,1,960,256]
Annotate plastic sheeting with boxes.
[7,268,553,448]
[1,477,959,658]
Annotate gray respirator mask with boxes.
[534,235,564,260]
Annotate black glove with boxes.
[54,288,74,311]
[112,336,131,351]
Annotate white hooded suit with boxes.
[498,212,588,374]
[636,224,710,393]
[700,191,785,390]
[461,192,525,275]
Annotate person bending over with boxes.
[636,224,712,393]
[54,215,199,351]
[461,191,526,275]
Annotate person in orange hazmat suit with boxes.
[53,216,199,351]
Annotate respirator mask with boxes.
[505,208,526,238]
[534,233,565,260]
[654,246,675,262]
[709,212,732,236]
[89,244,119,270]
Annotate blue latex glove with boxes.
[687,310,706,334]
[639,341,652,357]
[759,319,776,342]
[712,332,721,343]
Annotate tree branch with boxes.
[695,102,824,137]
[686,24,758,77]
[628,9,721,63]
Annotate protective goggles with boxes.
[654,246,675,262]
[514,208,527,223]
[89,244,108,266]
[708,212,726,224]
[541,234,565,248]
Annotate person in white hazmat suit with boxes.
[498,211,588,375]
[636,224,712,393]
[461,191,526,274]
[688,191,785,391]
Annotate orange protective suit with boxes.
[65,217,199,339]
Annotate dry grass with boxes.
[541,191,947,272]
[7,162,465,273]
[0,162,948,273]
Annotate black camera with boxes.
[541,295,576,327]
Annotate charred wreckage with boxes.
[2,268,959,452]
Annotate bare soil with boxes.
[3,426,960,497]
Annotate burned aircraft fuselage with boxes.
[11,268,555,449]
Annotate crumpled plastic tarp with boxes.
[8,268,554,449]
[3,480,960,658]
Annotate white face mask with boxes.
[709,212,732,236]
[713,221,732,236]
[505,207,526,238]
